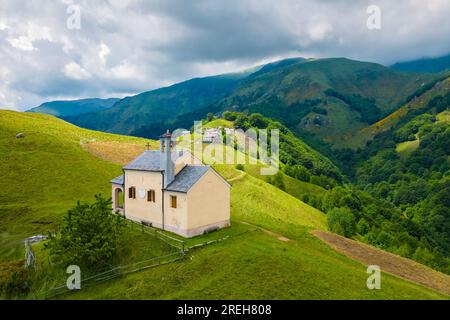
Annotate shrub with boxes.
[283,164,311,182]
[356,218,370,235]
[0,260,29,298]
[267,172,286,191]
[327,207,356,237]
[45,195,125,268]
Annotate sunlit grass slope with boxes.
[0,110,155,260]
[0,110,447,299]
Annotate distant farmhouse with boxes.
[111,131,231,237]
[202,127,222,143]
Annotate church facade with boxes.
[111,131,231,237]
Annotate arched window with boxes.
[115,188,124,209]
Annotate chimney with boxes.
[160,129,175,188]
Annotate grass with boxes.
[29,222,178,299]
[203,119,234,128]
[62,227,446,300]
[0,111,152,261]
[242,164,325,201]
[437,110,450,123]
[1,110,448,299]
[230,173,326,231]
[396,139,420,155]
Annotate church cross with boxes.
[145,142,151,150]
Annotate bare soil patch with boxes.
[312,230,450,296]
[83,141,146,165]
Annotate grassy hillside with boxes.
[217,58,435,148]
[0,110,154,261]
[28,98,119,117]
[65,73,249,137]
[0,111,447,299]
[59,57,435,149]
[355,75,450,148]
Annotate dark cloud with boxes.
[0,0,449,110]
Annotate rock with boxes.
[16,133,25,138]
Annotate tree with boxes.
[248,113,268,128]
[222,111,239,121]
[234,114,250,130]
[206,112,215,122]
[45,195,125,268]
[327,207,356,237]
[283,164,311,182]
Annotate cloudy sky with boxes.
[0,0,449,110]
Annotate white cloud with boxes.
[98,43,111,67]
[63,62,92,80]
[307,20,332,42]
[0,0,449,110]
[7,23,53,51]
[7,36,36,51]
[109,61,141,80]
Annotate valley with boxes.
[0,110,449,299]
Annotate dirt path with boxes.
[227,171,247,183]
[312,230,450,296]
[237,220,290,242]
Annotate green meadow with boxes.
[0,110,447,299]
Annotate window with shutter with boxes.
[170,195,177,208]
[147,190,155,202]
[129,187,136,199]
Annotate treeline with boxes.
[221,111,343,187]
[333,97,450,273]
[324,88,382,124]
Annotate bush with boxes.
[283,165,311,182]
[311,175,336,189]
[375,231,394,249]
[356,218,370,235]
[248,113,268,128]
[267,172,286,191]
[206,112,215,122]
[0,260,29,298]
[45,195,125,268]
[222,111,239,121]
[327,207,356,237]
[235,164,245,171]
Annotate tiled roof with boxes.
[123,150,183,171]
[111,174,124,185]
[165,165,210,193]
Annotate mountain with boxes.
[0,110,447,299]
[27,98,119,117]
[63,58,435,149]
[216,58,435,148]
[392,54,450,73]
[65,73,250,136]
[354,73,450,147]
